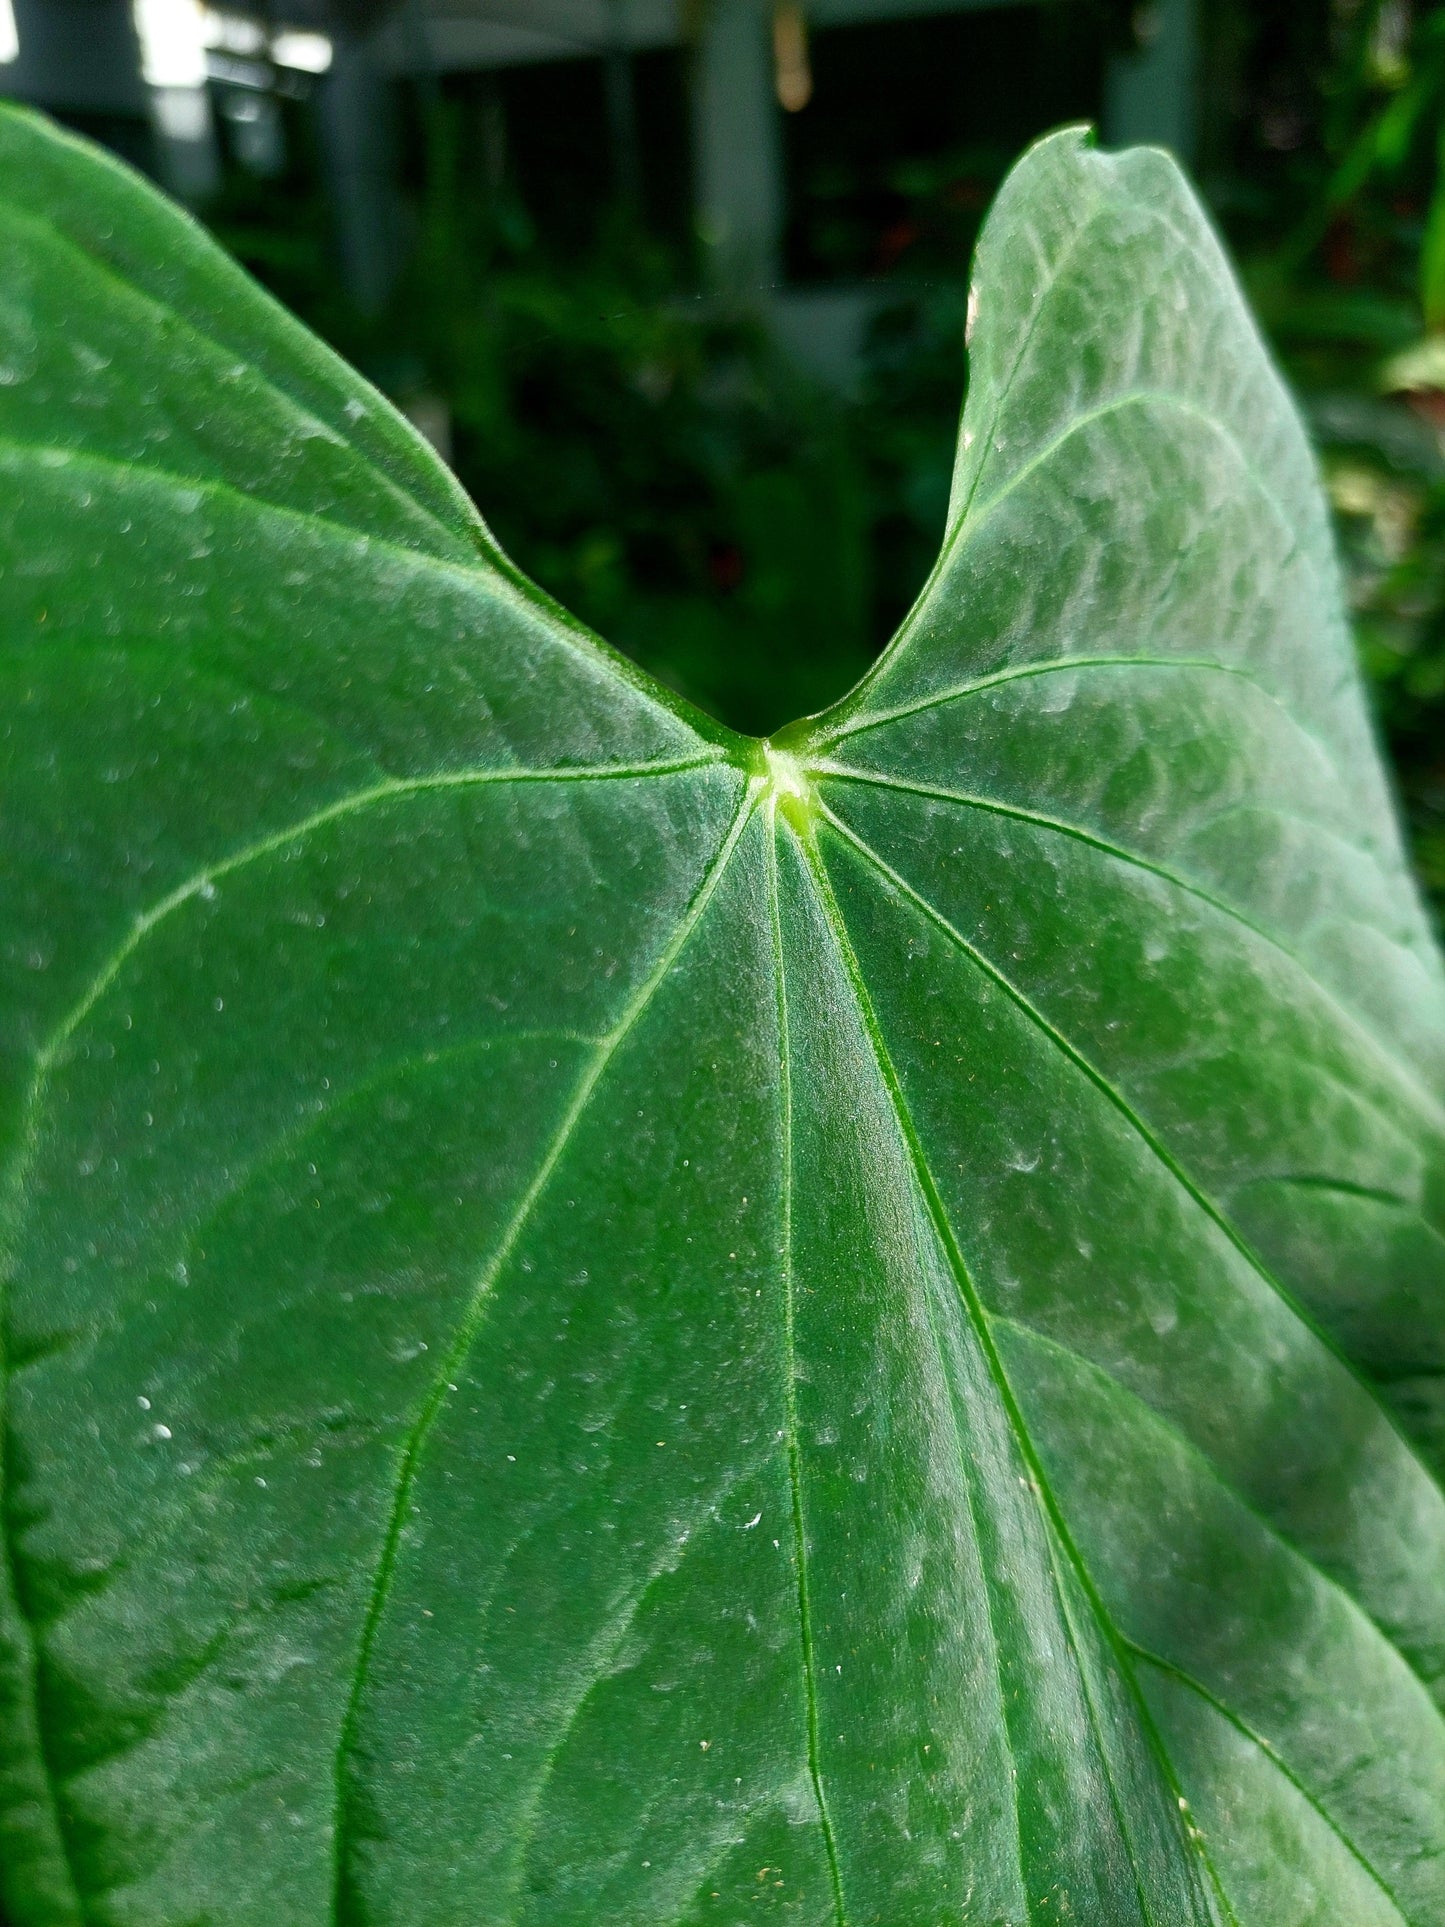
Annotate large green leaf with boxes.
[1,103,1444,1927]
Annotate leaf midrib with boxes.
[767,814,849,1927]
[793,821,1230,1927]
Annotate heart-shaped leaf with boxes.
[2,105,1444,1927]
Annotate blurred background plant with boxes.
[1227,0,1445,901]
[6,0,1445,892]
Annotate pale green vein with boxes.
[1125,1646,1411,1925]
[795,828,1230,1926]
[326,779,761,1922]
[837,160,1243,728]
[989,1311,1445,1723]
[824,385,1314,743]
[15,752,720,1096]
[817,656,1301,751]
[959,388,1303,571]
[9,1026,603,1396]
[1034,1521,1168,1927]
[946,173,1104,533]
[0,436,459,594]
[1231,1174,1421,1211]
[503,1460,756,1917]
[0,434,733,752]
[0,752,721,1925]
[766,812,849,1927]
[905,1195,1031,1912]
[814,764,1445,1134]
[0,194,476,564]
[816,803,1445,1630]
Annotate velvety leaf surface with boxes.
[1,104,1443,1927]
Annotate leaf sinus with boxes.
[757,741,819,837]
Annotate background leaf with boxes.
[1,107,1443,1926]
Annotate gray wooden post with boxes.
[604,0,641,209]
[1103,0,1197,162]
[316,30,406,315]
[692,0,782,291]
